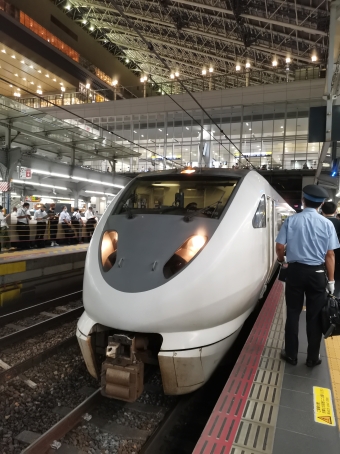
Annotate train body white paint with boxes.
[76,169,294,400]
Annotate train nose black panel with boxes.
[101,214,218,293]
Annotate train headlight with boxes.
[163,235,207,279]
[101,231,118,272]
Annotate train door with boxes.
[266,197,276,281]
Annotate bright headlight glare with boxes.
[101,231,118,272]
[163,235,207,278]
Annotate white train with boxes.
[76,169,294,402]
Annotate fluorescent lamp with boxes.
[85,190,116,196]
[32,169,50,175]
[11,179,67,190]
[71,176,88,181]
[51,172,70,178]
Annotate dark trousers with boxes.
[62,223,74,244]
[17,222,30,249]
[49,220,58,241]
[35,221,46,246]
[71,221,82,243]
[86,218,96,242]
[285,262,327,361]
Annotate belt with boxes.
[288,262,324,268]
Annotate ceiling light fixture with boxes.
[112,79,118,86]
[1,49,5,53]
[209,67,214,73]
[286,57,291,63]
[170,73,175,79]
[235,64,241,71]
[272,59,278,67]
[245,62,251,68]
[11,55,15,59]
[311,54,317,62]
[202,69,207,75]
[61,86,66,92]
[175,71,179,77]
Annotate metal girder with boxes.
[70,0,327,35]
[75,2,320,64]
[58,0,329,84]
[67,0,325,62]
[107,27,286,78]
[91,14,313,69]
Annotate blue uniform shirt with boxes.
[276,208,340,265]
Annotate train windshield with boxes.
[112,175,239,219]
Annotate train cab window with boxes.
[252,194,266,228]
[112,175,240,219]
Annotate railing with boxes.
[17,65,324,109]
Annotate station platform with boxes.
[0,244,88,307]
[193,280,340,454]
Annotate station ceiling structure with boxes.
[53,0,330,85]
[0,95,140,164]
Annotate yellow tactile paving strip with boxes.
[325,336,340,430]
[0,244,88,264]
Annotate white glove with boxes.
[327,281,335,294]
[277,256,287,265]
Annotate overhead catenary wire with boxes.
[109,0,253,168]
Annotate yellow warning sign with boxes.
[313,387,336,426]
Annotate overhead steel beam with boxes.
[172,0,327,36]
[90,14,313,63]
[70,0,327,36]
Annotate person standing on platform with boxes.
[34,205,48,248]
[10,206,18,249]
[0,206,11,253]
[16,202,31,250]
[71,208,84,244]
[276,185,339,367]
[85,206,97,242]
[59,206,73,245]
[321,202,340,297]
[48,204,59,247]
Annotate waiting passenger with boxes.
[321,201,340,297]
[59,206,73,245]
[48,204,59,247]
[10,207,18,249]
[16,202,31,250]
[0,206,11,253]
[85,206,97,242]
[71,208,84,244]
[34,204,48,248]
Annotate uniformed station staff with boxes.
[276,184,340,367]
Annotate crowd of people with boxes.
[0,203,98,253]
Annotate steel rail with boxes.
[0,336,77,385]
[0,291,82,328]
[21,389,102,454]
[0,306,83,350]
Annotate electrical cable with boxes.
[109,0,253,168]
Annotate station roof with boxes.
[0,95,140,162]
[54,0,330,85]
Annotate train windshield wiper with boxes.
[183,193,225,223]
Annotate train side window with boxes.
[252,194,266,228]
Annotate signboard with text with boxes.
[19,167,32,179]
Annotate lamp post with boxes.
[112,79,118,100]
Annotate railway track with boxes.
[0,293,83,389]
[0,291,82,328]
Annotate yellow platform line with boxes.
[325,335,340,430]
